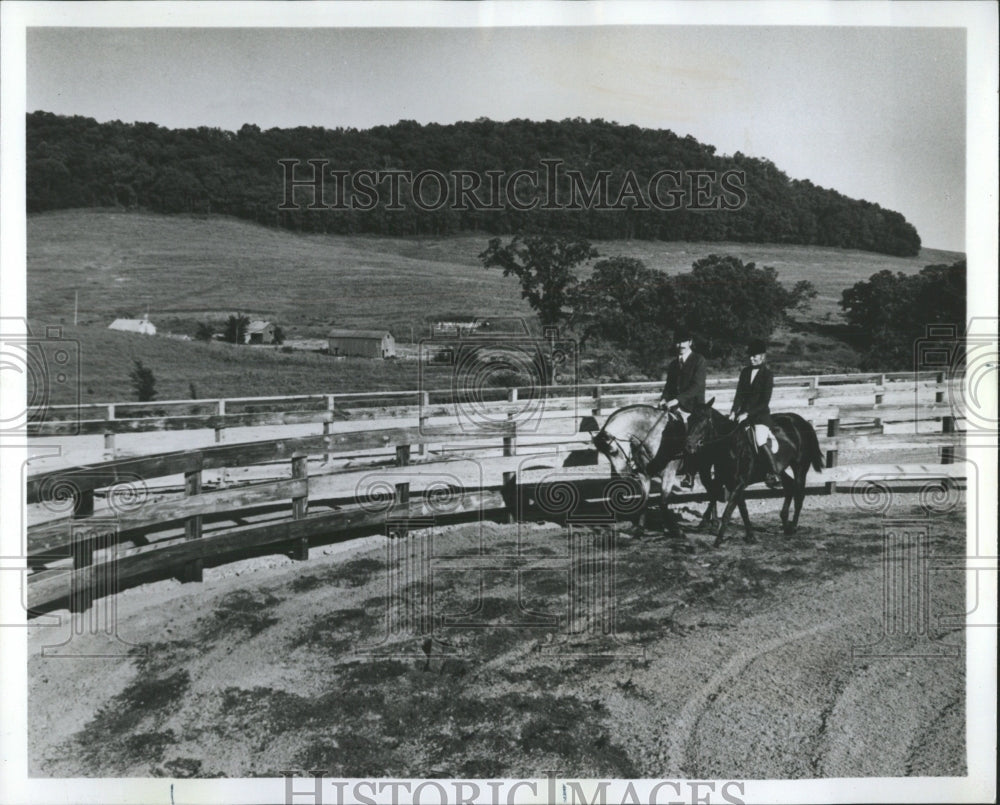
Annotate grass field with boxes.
[25,209,963,404]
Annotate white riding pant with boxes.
[753,424,780,453]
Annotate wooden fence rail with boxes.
[24,373,967,615]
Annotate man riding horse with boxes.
[634,328,706,489]
[730,338,783,489]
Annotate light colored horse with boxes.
[590,404,719,537]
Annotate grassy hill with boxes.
[26,210,963,404]
[24,324,464,406]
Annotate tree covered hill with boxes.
[27,111,921,256]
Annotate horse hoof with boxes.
[744,534,757,544]
[713,537,724,548]
[783,524,797,536]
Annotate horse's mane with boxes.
[690,403,737,438]
[599,403,661,433]
[602,403,658,420]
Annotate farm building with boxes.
[108,316,156,336]
[245,320,276,345]
[328,329,396,358]
[432,320,483,337]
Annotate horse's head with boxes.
[590,404,661,475]
[592,428,614,455]
[592,428,628,474]
[684,397,717,454]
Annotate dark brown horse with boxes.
[683,399,824,545]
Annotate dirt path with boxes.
[28,499,965,779]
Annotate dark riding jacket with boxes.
[661,352,707,412]
[731,363,775,428]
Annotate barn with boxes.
[245,320,276,345]
[108,316,156,336]
[327,328,395,358]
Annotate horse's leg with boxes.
[737,494,755,544]
[699,479,723,531]
[780,472,795,535]
[697,499,716,531]
[714,483,745,547]
[658,461,684,538]
[661,483,685,539]
[789,461,808,533]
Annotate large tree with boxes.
[569,253,817,373]
[479,235,598,329]
[569,257,676,373]
[840,259,965,370]
[672,255,816,359]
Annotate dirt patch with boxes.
[28,498,966,778]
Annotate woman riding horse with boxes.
[730,338,783,489]
[684,396,825,546]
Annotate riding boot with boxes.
[762,445,783,489]
[644,447,667,477]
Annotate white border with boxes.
[1,3,996,804]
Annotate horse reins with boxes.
[689,418,744,452]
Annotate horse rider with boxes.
[641,328,706,485]
[730,338,782,489]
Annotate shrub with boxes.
[129,360,156,402]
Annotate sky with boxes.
[25,24,966,250]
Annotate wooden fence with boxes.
[24,371,967,614]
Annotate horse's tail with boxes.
[777,412,824,474]
[802,420,824,473]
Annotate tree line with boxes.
[28,111,920,256]
[480,235,964,377]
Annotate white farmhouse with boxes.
[108,315,156,336]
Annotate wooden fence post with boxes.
[502,470,516,524]
[323,395,335,464]
[180,464,204,583]
[104,404,116,458]
[824,417,839,495]
[935,371,946,404]
[875,373,885,405]
[215,399,226,443]
[289,453,310,560]
[941,415,955,465]
[70,487,95,612]
[593,384,603,416]
[418,391,429,456]
[390,482,410,538]
[503,417,516,457]
[396,444,411,467]
[809,376,819,405]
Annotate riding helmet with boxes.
[746,338,767,356]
